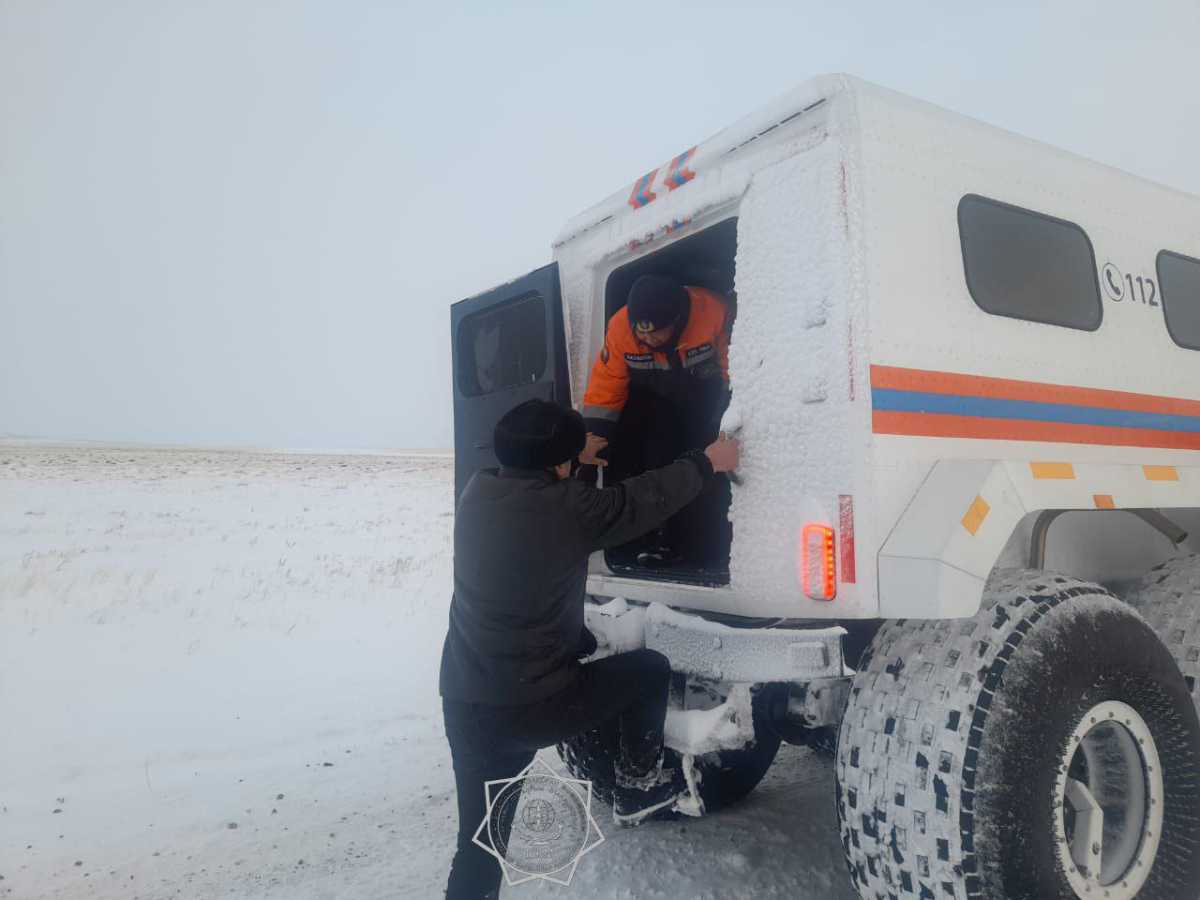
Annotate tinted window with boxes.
[456,293,547,397]
[1158,250,1200,351]
[958,194,1102,331]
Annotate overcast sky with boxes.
[2,1,1197,450]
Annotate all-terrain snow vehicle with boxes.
[451,74,1200,899]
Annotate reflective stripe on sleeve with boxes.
[583,405,621,422]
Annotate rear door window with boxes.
[958,194,1102,331]
[1157,250,1200,351]
[456,293,548,397]
[450,263,567,499]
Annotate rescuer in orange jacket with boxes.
[583,275,730,439]
[582,274,732,568]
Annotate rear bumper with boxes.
[586,599,846,683]
[586,568,875,619]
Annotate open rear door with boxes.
[450,263,570,499]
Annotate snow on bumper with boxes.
[586,599,846,683]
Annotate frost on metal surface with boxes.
[725,100,870,612]
[582,596,647,659]
[558,261,592,407]
[664,684,755,756]
[645,603,845,682]
[588,599,846,681]
[554,75,850,249]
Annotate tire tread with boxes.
[835,570,1112,900]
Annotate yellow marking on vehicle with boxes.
[961,495,990,536]
[1093,494,1116,509]
[1143,465,1179,482]
[1030,462,1076,480]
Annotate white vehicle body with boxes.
[542,73,1200,622]
[451,76,1200,899]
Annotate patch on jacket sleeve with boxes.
[600,345,609,364]
[683,343,715,367]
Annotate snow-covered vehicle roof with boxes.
[553,74,849,249]
[555,72,1198,254]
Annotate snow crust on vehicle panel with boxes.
[553,75,850,249]
[726,131,872,615]
[645,602,845,682]
[664,684,756,756]
[555,79,855,422]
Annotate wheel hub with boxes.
[1054,701,1164,899]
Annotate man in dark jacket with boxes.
[439,398,738,900]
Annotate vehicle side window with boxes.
[958,194,1102,331]
[1157,250,1200,351]
[456,293,547,397]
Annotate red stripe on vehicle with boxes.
[870,365,1200,419]
[872,410,1200,450]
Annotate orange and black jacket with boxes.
[582,286,730,438]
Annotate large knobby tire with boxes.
[557,683,782,814]
[1127,554,1200,712]
[836,569,1200,900]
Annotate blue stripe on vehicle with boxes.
[871,389,1200,434]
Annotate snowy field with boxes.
[0,444,855,900]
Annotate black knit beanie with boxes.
[627,275,688,331]
[494,399,587,469]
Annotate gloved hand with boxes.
[576,625,598,659]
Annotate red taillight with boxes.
[801,523,837,601]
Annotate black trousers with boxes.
[441,648,670,900]
[610,389,731,565]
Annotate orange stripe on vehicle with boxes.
[1093,494,1116,509]
[870,366,1200,418]
[1143,465,1180,481]
[1030,462,1075,480]
[872,411,1200,451]
[961,495,990,535]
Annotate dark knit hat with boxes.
[627,275,688,332]
[494,399,587,469]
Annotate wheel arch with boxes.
[878,459,1200,618]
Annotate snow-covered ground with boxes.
[0,445,855,900]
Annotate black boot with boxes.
[612,756,703,826]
